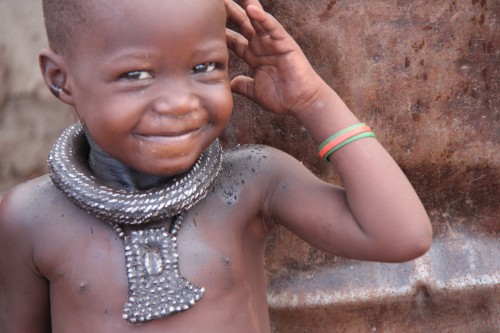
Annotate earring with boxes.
[49,83,63,97]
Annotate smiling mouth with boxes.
[136,127,204,144]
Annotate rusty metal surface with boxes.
[224,0,499,332]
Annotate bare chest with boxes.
[36,194,269,332]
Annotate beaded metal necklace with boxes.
[48,123,223,324]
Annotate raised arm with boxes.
[225,0,432,262]
[0,189,51,333]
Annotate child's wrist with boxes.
[290,81,335,120]
[292,84,359,142]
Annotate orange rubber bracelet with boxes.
[318,125,372,159]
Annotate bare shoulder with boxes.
[0,175,59,228]
[0,175,72,249]
[222,144,307,180]
[220,145,288,199]
[219,144,320,217]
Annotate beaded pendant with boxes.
[114,214,204,324]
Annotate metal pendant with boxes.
[122,226,204,324]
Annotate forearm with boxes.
[226,0,432,261]
[296,84,432,261]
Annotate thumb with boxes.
[230,75,256,100]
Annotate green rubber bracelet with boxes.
[323,131,376,162]
[318,123,367,151]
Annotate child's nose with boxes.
[151,85,200,117]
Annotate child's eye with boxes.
[192,62,218,74]
[120,70,153,80]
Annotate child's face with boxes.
[64,0,232,176]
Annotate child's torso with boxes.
[28,147,274,332]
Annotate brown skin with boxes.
[0,0,432,332]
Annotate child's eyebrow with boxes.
[106,51,156,65]
[106,42,228,66]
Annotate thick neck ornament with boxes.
[48,122,223,226]
[47,122,223,324]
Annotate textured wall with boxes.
[225,1,499,332]
[0,0,74,193]
[0,0,498,332]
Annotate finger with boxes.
[246,5,288,41]
[226,28,250,61]
[225,0,255,40]
[230,75,255,100]
[237,0,263,9]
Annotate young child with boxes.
[0,0,432,332]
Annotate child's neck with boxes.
[86,133,170,191]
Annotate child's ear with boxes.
[39,48,75,105]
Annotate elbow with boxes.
[394,217,433,262]
[415,214,433,254]
[369,213,433,263]
[418,221,433,256]
[407,229,432,260]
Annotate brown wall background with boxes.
[0,0,498,332]
[0,0,74,193]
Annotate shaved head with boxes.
[42,0,226,58]
[42,0,90,57]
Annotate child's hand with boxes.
[225,0,328,117]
